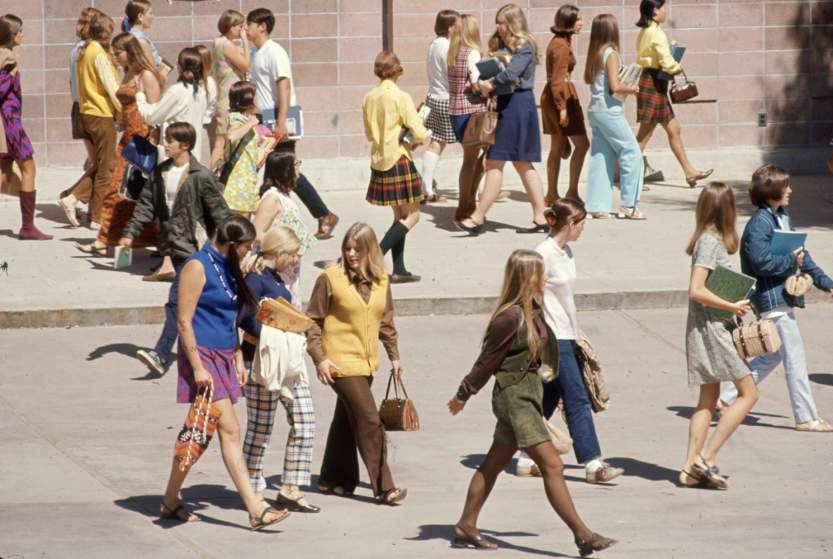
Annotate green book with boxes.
[701,265,756,320]
[113,246,132,270]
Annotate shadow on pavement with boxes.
[265,474,376,504]
[459,454,587,484]
[605,456,678,484]
[407,524,569,557]
[667,405,792,430]
[810,373,833,387]
[114,484,283,532]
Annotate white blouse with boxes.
[426,36,450,100]
[536,237,579,340]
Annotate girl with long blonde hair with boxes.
[447,14,489,221]
[457,4,548,235]
[237,226,322,514]
[682,182,758,490]
[449,249,616,555]
[306,222,408,505]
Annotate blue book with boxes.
[259,106,304,140]
[656,45,685,81]
[770,230,806,256]
[475,58,503,80]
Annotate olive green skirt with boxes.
[491,370,549,449]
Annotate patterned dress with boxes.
[212,37,244,136]
[97,84,157,246]
[0,66,34,160]
[262,186,315,306]
[222,112,264,212]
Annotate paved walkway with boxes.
[1,169,832,326]
[1,307,831,558]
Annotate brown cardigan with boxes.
[541,35,578,114]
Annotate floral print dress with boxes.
[212,37,244,136]
[222,111,265,212]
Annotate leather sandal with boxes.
[142,270,175,282]
[691,461,728,490]
[452,526,498,550]
[377,487,407,505]
[249,506,289,531]
[276,492,321,513]
[686,169,713,188]
[575,532,617,557]
[74,241,108,257]
[795,418,833,432]
[677,469,706,488]
[160,501,199,523]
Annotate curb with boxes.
[3,289,830,329]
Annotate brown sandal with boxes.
[575,532,617,557]
[249,506,289,531]
[377,487,407,505]
[160,501,200,523]
[452,526,498,550]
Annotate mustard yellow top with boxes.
[321,266,389,377]
[636,21,681,75]
[362,79,429,172]
[77,41,121,118]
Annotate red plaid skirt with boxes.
[366,155,424,206]
[636,70,675,125]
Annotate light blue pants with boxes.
[720,310,818,423]
[585,108,644,213]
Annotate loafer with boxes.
[453,220,483,235]
[390,272,421,284]
[315,212,339,240]
[136,349,166,376]
[142,271,175,282]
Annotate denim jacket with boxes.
[492,42,536,96]
[740,204,833,312]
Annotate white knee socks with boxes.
[421,151,440,196]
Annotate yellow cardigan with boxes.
[636,21,681,75]
[362,79,429,172]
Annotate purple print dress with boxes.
[0,66,34,160]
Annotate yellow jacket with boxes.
[362,79,429,171]
[636,21,681,75]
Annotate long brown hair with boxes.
[215,214,257,310]
[686,182,739,256]
[75,7,104,40]
[195,43,215,86]
[79,13,115,61]
[487,250,545,358]
[112,32,162,86]
[584,14,620,85]
[340,222,386,285]
[176,46,204,97]
[448,14,481,71]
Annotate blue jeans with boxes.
[543,340,602,464]
[153,258,186,362]
[585,108,644,213]
[720,310,818,423]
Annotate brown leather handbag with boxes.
[462,99,499,147]
[670,70,698,103]
[378,372,420,431]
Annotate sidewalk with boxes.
[1,168,832,327]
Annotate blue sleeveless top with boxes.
[588,47,623,113]
[188,244,239,349]
[129,28,161,67]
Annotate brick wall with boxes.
[7,0,833,167]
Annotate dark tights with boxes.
[455,440,592,542]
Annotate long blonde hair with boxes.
[341,222,386,284]
[448,14,481,70]
[487,250,545,358]
[584,14,620,84]
[493,4,540,64]
[242,226,300,275]
[685,182,739,256]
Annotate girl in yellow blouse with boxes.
[362,51,430,284]
[635,0,712,188]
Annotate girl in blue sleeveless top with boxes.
[160,215,290,530]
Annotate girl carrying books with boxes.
[718,165,833,432]
[681,182,759,490]
[583,14,644,220]
[222,80,267,215]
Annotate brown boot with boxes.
[18,191,52,240]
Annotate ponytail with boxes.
[176,47,204,97]
[544,198,587,235]
[215,215,257,311]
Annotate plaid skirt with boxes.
[425,95,457,144]
[366,155,424,206]
[637,70,674,125]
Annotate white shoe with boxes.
[58,196,80,227]
[515,460,541,477]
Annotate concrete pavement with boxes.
[2,168,832,327]
[1,307,831,558]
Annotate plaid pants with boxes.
[242,382,316,491]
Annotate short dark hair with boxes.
[247,8,275,34]
[165,122,196,152]
[0,14,23,49]
[636,0,665,28]
[229,80,256,113]
[374,50,403,80]
[434,9,459,37]
[749,164,790,206]
[217,9,244,35]
[552,4,580,35]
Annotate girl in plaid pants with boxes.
[238,226,320,513]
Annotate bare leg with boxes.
[546,134,566,204]
[661,118,699,177]
[395,200,421,230]
[157,256,175,275]
[210,133,226,170]
[512,161,547,224]
[524,441,593,542]
[680,383,718,483]
[464,159,506,226]
[702,375,759,464]
[455,441,516,537]
[567,134,589,202]
[636,122,658,152]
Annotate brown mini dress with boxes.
[540,35,586,137]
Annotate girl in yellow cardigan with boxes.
[306,222,408,506]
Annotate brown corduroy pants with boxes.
[319,376,395,497]
[72,114,117,222]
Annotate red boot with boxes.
[18,190,53,240]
